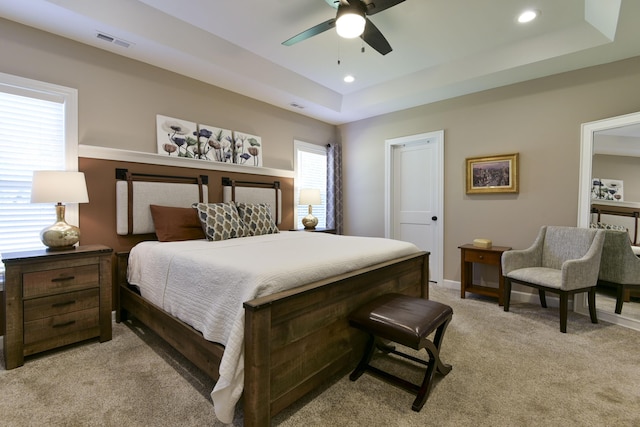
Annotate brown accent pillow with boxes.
[150,205,206,242]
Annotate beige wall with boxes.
[338,56,640,283]
[0,18,335,171]
[5,17,640,286]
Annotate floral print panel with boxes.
[156,115,262,167]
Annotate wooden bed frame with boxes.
[116,250,428,426]
[109,167,430,426]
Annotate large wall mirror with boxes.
[577,110,640,332]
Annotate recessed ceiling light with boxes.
[518,9,539,23]
[344,75,355,83]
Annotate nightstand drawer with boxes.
[23,264,99,298]
[463,250,501,264]
[24,288,100,322]
[23,307,100,346]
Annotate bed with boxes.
[113,171,430,426]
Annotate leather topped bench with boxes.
[348,293,453,411]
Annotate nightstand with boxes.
[2,245,113,369]
[291,228,336,234]
[459,244,511,306]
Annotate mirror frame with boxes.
[577,110,640,332]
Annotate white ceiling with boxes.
[2,0,639,125]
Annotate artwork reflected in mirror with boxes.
[591,125,640,322]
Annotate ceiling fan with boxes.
[282,0,406,56]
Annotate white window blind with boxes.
[294,140,327,229]
[0,73,78,276]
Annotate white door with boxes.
[385,131,443,285]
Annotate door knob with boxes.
[432,216,438,221]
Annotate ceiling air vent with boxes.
[96,32,133,48]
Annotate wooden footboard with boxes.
[243,251,429,426]
[116,250,429,426]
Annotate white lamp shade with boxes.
[299,188,321,205]
[31,171,89,204]
[336,13,366,38]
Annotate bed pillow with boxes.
[195,201,248,241]
[149,205,206,242]
[236,203,279,236]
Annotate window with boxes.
[0,73,78,275]
[294,140,327,229]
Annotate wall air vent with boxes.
[96,32,133,48]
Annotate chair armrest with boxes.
[501,226,546,275]
[561,230,605,290]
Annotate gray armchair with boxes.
[501,226,605,333]
[598,230,640,314]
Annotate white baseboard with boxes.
[438,279,569,309]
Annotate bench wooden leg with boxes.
[412,318,452,411]
[349,334,376,381]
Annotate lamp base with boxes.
[41,221,80,250]
[302,214,318,230]
[302,202,319,230]
[40,204,80,250]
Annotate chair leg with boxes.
[559,293,568,333]
[503,278,511,312]
[588,288,598,324]
[539,289,547,308]
[615,285,624,314]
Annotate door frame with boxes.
[384,130,444,285]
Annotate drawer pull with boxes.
[52,320,76,328]
[478,255,484,259]
[52,300,76,308]
[51,275,75,282]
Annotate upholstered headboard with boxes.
[222,177,282,225]
[115,169,208,235]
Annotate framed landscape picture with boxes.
[466,153,519,194]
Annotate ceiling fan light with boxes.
[336,13,365,38]
[336,3,366,39]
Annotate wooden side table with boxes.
[459,244,511,306]
[2,245,112,369]
[290,228,336,234]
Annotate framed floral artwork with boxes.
[156,115,264,167]
[232,131,262,167]
[466,153,519,194]
[196,124,233,163]
[591,178,623,201]
[156,115,198,158]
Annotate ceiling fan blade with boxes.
[360,18,392,55]
[363,0,406,15]
[282,18,336,46]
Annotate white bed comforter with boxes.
[127,231,420,423]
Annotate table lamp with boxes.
[299,188,321,230]
[30,170,89,250]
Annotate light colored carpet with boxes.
[1,286,639,426]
